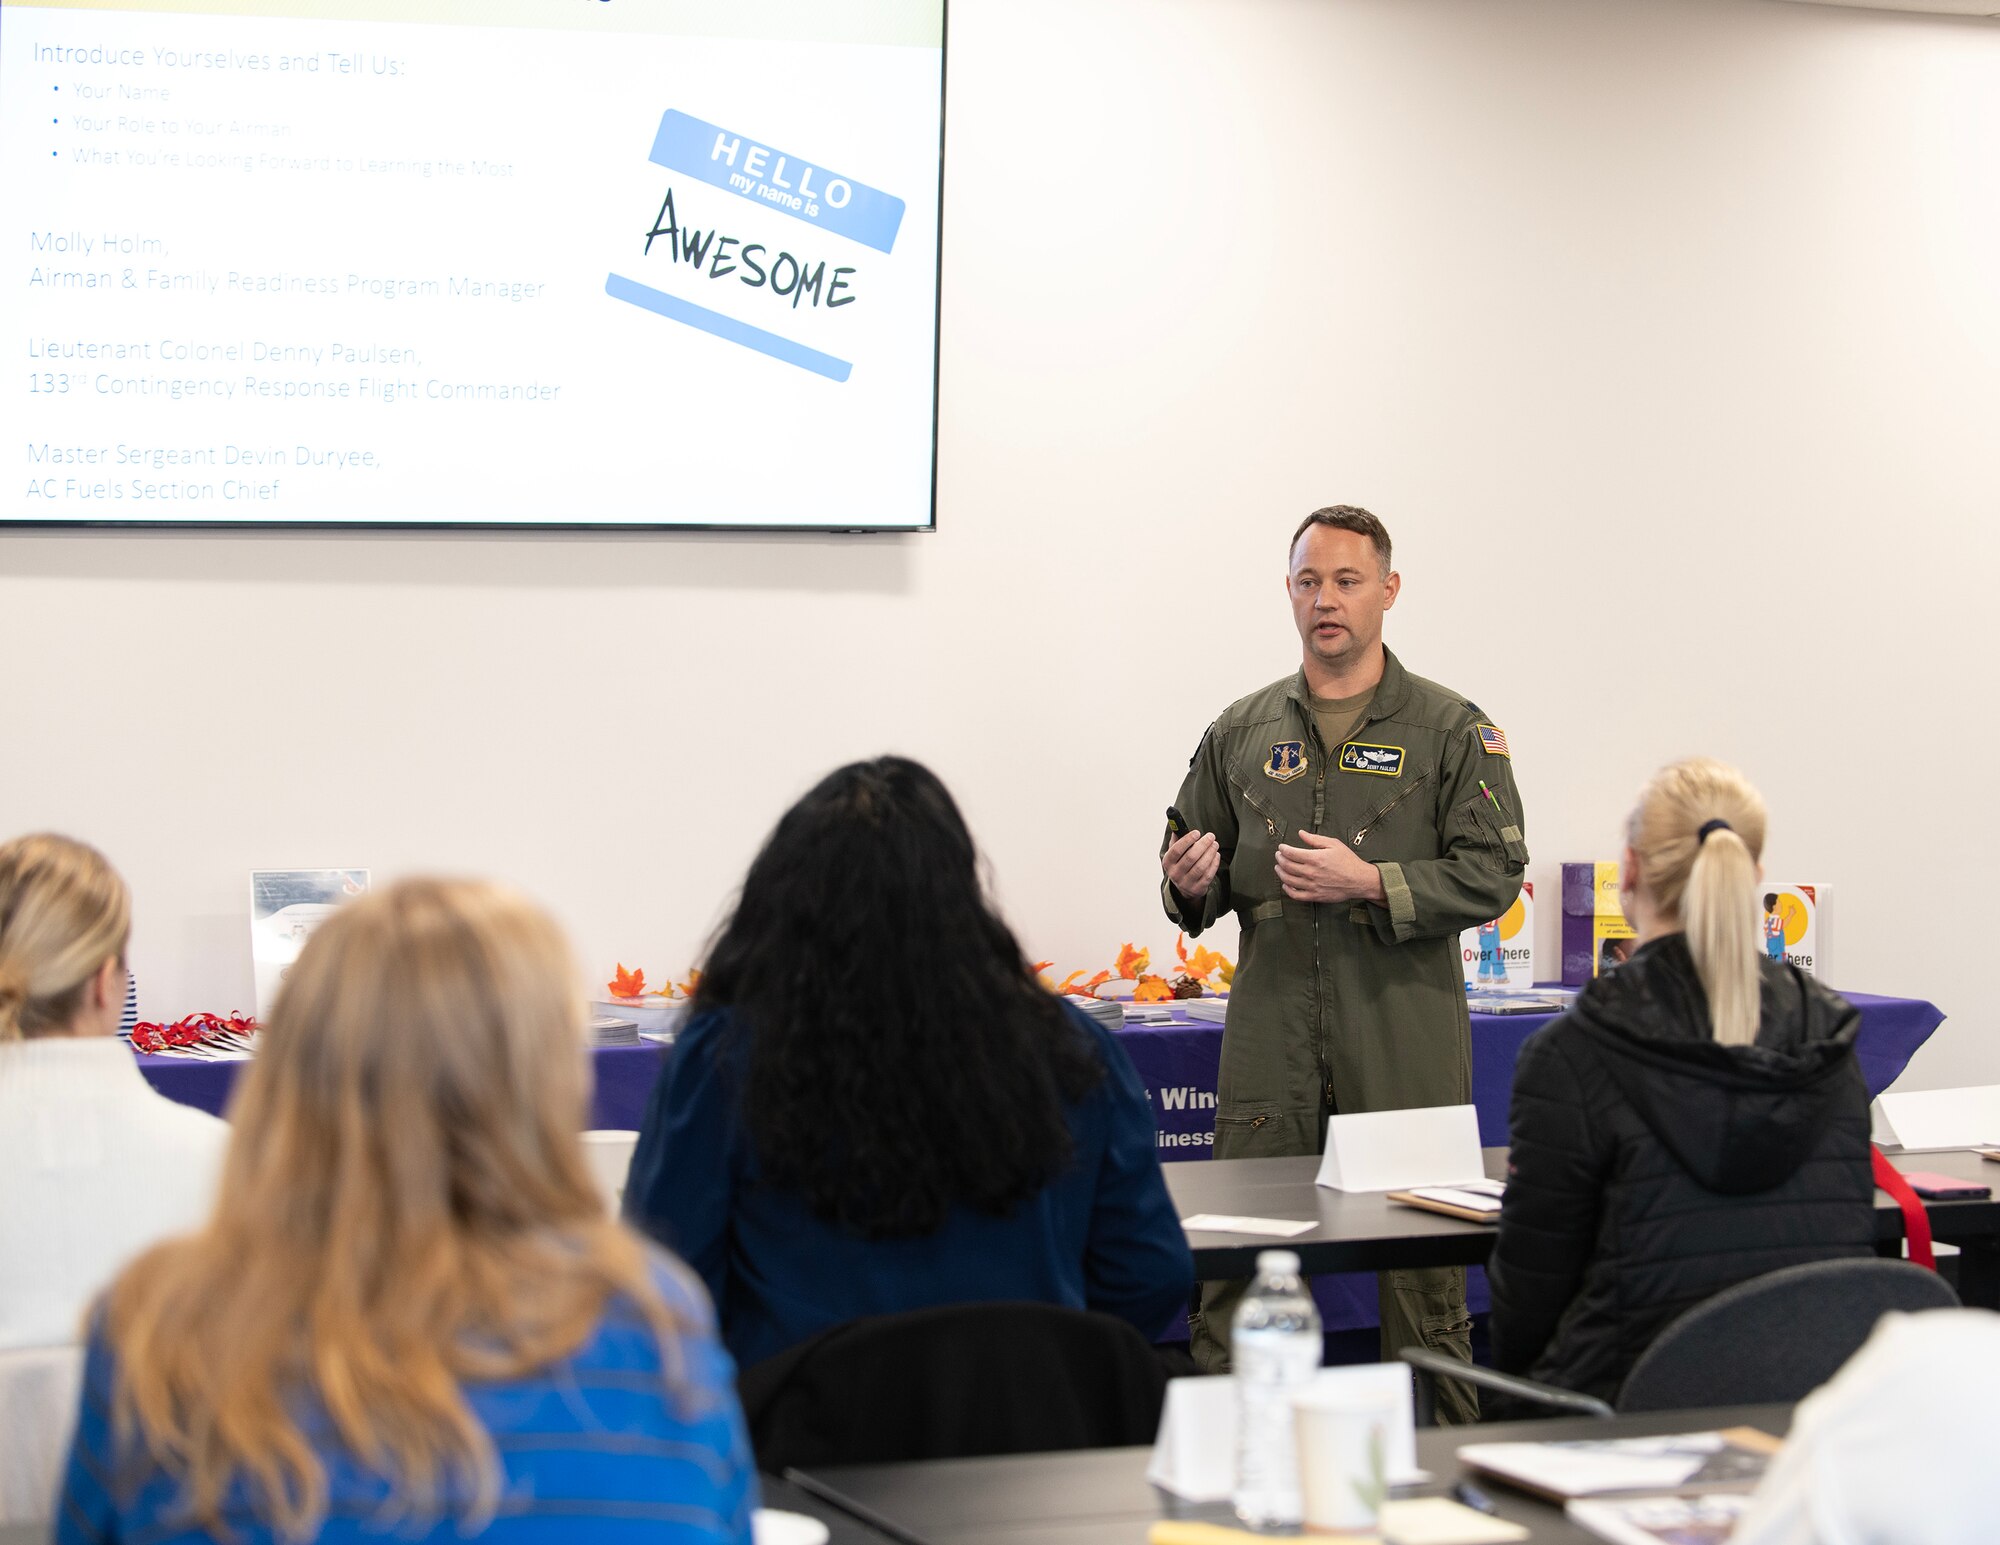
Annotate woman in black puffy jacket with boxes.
[1486,758,1874,1405]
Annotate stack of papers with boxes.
[1181,998,1229,1023]
[1068,997,1123,1031]
[589,1015,641,1047]
[1389,1180,1506,1223]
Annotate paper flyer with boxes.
[250,867,367,1019]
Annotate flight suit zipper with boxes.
[1351,770,1433,847]
[1308,722,1329,1117]
[1230,776,1283,843]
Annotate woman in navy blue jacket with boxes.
[624,757,1193,1372]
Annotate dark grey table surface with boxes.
[792,1403,1796,1545]
[1166,1146,2000,1305]
[1164,1149,1510,1278]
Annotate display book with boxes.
[1462,882,1535,989]
[1460,883,1572,1014]
[1560,864,1824,984]
[1455,1426,1781,1545]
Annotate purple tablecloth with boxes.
[132,1041,672,1131]
[134,989,1942,1334]
[1116,989,1941,1151]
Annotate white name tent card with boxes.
[1178,1214,1316,1238]
[1873,1085,2000,1153]
[1316,1104,1485,1193]
[1146,1364,1424,1502]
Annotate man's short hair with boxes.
[1290,505,1392,576]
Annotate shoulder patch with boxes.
[1476,723,1510,758]
[1264,740,1308,783]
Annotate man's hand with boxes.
[1276,830,1386,905]
[1163,828,1221,900]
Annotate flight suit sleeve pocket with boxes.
[1468,798,1528,869]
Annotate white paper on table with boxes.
[1379,1497,1529,1544]
[1146,1364,1424,1502]
[1178,1214,1317,1238]
[1316,1104,1486,1193]
[1873,1086,2000,1153]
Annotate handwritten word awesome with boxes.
[642,189,856,309]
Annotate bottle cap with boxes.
[1256,1249,1301,1275]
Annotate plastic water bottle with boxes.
[1232,1249,1322,1529]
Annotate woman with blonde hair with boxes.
[0,835,227,1523]
[55,878,755,1545]
[1486,758,1874,1404]
[0,834,227,1354]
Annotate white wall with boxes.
[4,0,1996,1087]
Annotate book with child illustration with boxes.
[1758,883,1822,979]
[1462,882,1535,990]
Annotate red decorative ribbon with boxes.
[131,1011,260,1055]
[1871,1145,1936,1271]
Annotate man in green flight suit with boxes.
[1161,506,1528,1419]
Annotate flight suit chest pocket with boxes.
[1229,762,1304,898]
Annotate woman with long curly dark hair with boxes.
[623,757,1192,1370]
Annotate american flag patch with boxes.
[1477,723,1510,757]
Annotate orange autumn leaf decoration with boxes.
[675,968,703,1000]
[1131,974,1173,1003]
[608,964,647,999]
[1174,932,1232,986]
[1186,945,1231,983]
[1114,943,1150,980]
[1056,968,1113,998]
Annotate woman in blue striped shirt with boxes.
[56,878,756,1545]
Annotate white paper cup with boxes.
[1292,1387,1396,1535]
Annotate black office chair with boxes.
[737,1301,1170,1470]
[1402,1258,1961,1423]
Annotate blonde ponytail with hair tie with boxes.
[1629,760,1768,1048]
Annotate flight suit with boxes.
[1164,649,1527,1411]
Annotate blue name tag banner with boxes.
[648,110,906,255]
